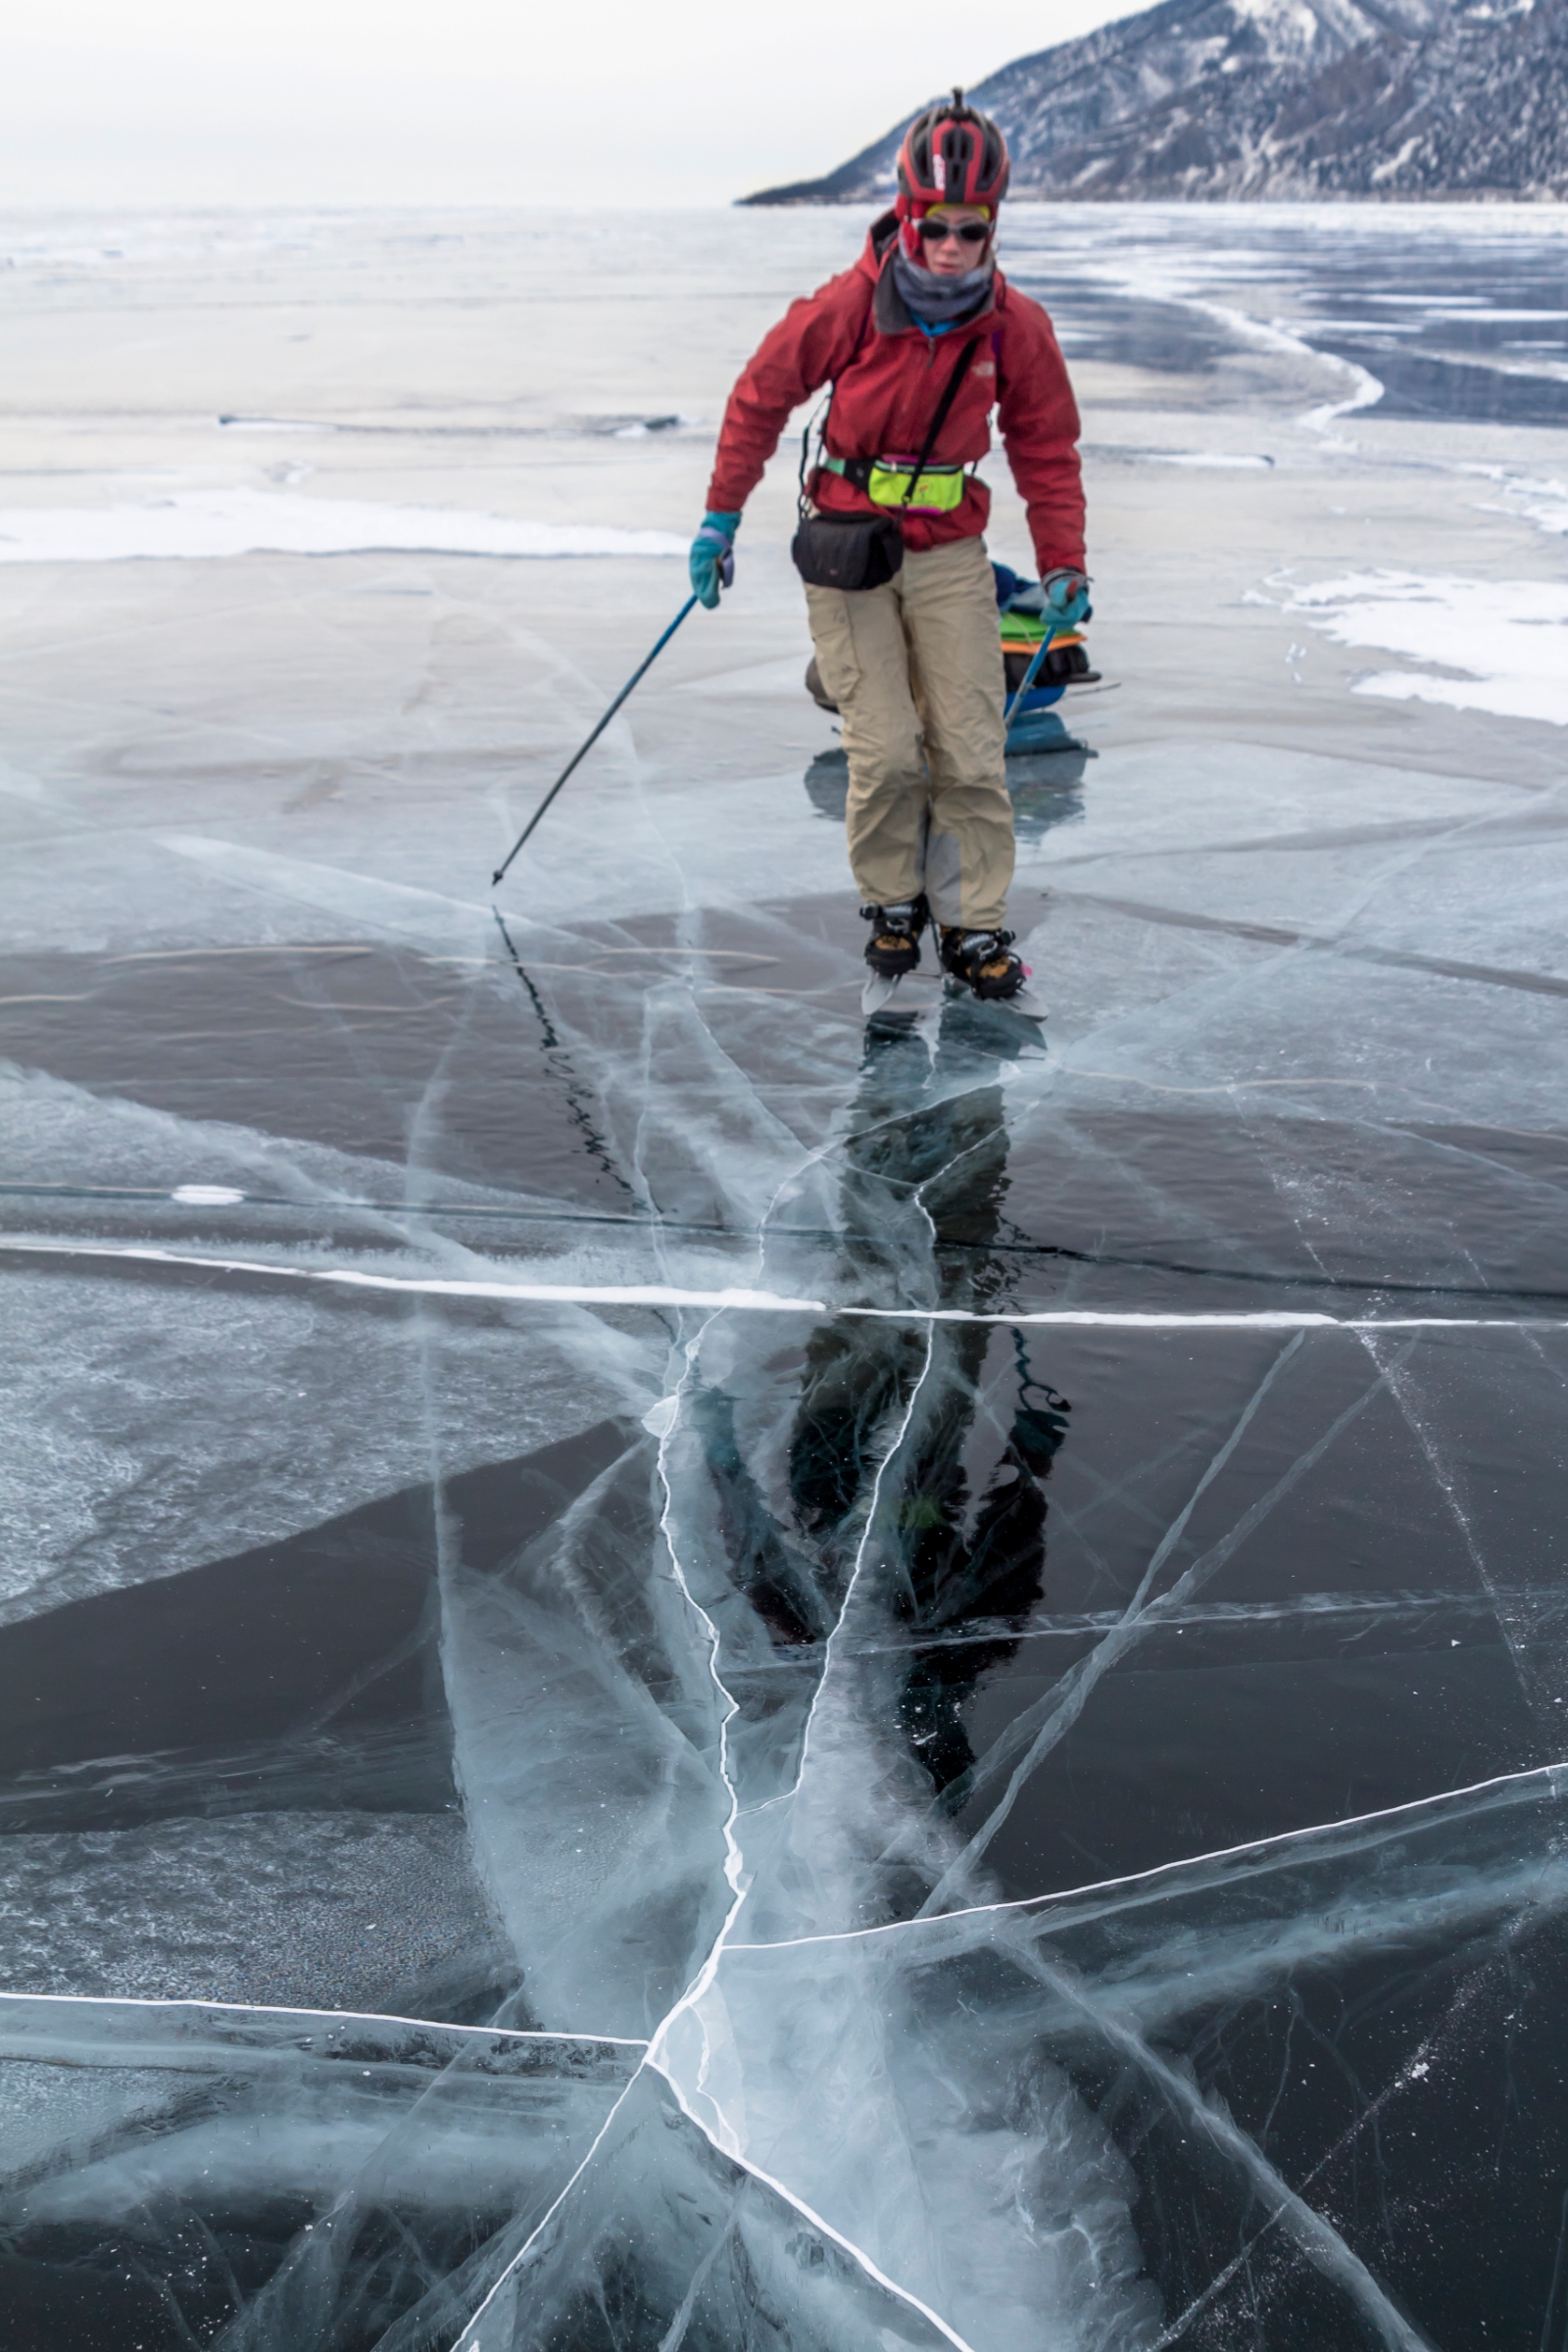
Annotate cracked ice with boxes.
[4,201,1568,2351]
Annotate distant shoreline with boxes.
[740,187,1568,208]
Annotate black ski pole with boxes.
[492,593,700,887]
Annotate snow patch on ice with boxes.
[1142,451,1274,467]
[0,488,687,565]
[1284,570,1568,727]
[1461,463,1568,540]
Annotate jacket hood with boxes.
[864,210,901,271]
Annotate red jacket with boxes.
[707,214,1085,575]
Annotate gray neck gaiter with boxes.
[890,246,995,328]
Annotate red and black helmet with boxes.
[896,89,1010,215]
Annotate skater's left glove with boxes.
[690,512,740,609]
[1041,567,1092,628]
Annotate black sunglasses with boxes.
[916,218,991,247]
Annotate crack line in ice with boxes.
[9,1238,1568,1330]
[0,1988,648,2045]
[9,1184,1567,1306]
[918,1336,1411,1913]
[448,2076,648,2350]
[779,1325,939,1821]
[651,2080,981,2352]
[727,1587,1517,1663]
[1359,1329,1550,1718]
[644,1311,752,2128]
[738,1758,1568,1955]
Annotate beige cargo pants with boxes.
[804,534,1012,931]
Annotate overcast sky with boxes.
[1,0,1133,210]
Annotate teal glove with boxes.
[1041,566,1092,628]
[690,511,741,609]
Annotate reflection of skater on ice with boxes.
[803,738,1095,855]
[788,1003,1070,1815]
[687,92,1090,1011]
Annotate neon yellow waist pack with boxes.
[866,461,966,513]
[820,454,969,514]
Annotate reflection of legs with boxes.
[788,1019,966,1541]
[785,1012,1067,1799]
[805,575,927,910]
[895,1326,1068,1798]
[901,538,1013,931]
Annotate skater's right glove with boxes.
[1041,567,1092,628]
[689,512,740,609]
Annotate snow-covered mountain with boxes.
[743,0,1568,202]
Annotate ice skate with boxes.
[938,925,1047,1018]
[860,897,928,1014]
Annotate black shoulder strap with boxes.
[799,318,981,518]
[900,333,982,507]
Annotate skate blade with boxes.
[941,977,1049,1020]
[861,970,906,1016]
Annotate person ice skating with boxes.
[688,91,1088,1005]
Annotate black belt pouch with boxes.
[789,335,980,593]
[790,512,904,592]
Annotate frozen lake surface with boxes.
[3,200,1568,2350]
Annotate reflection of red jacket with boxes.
[707,213,1085,574]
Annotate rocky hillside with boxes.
[743,0,1568,202]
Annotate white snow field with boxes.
[0,487,689,564]
[3,201,1568,2350]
